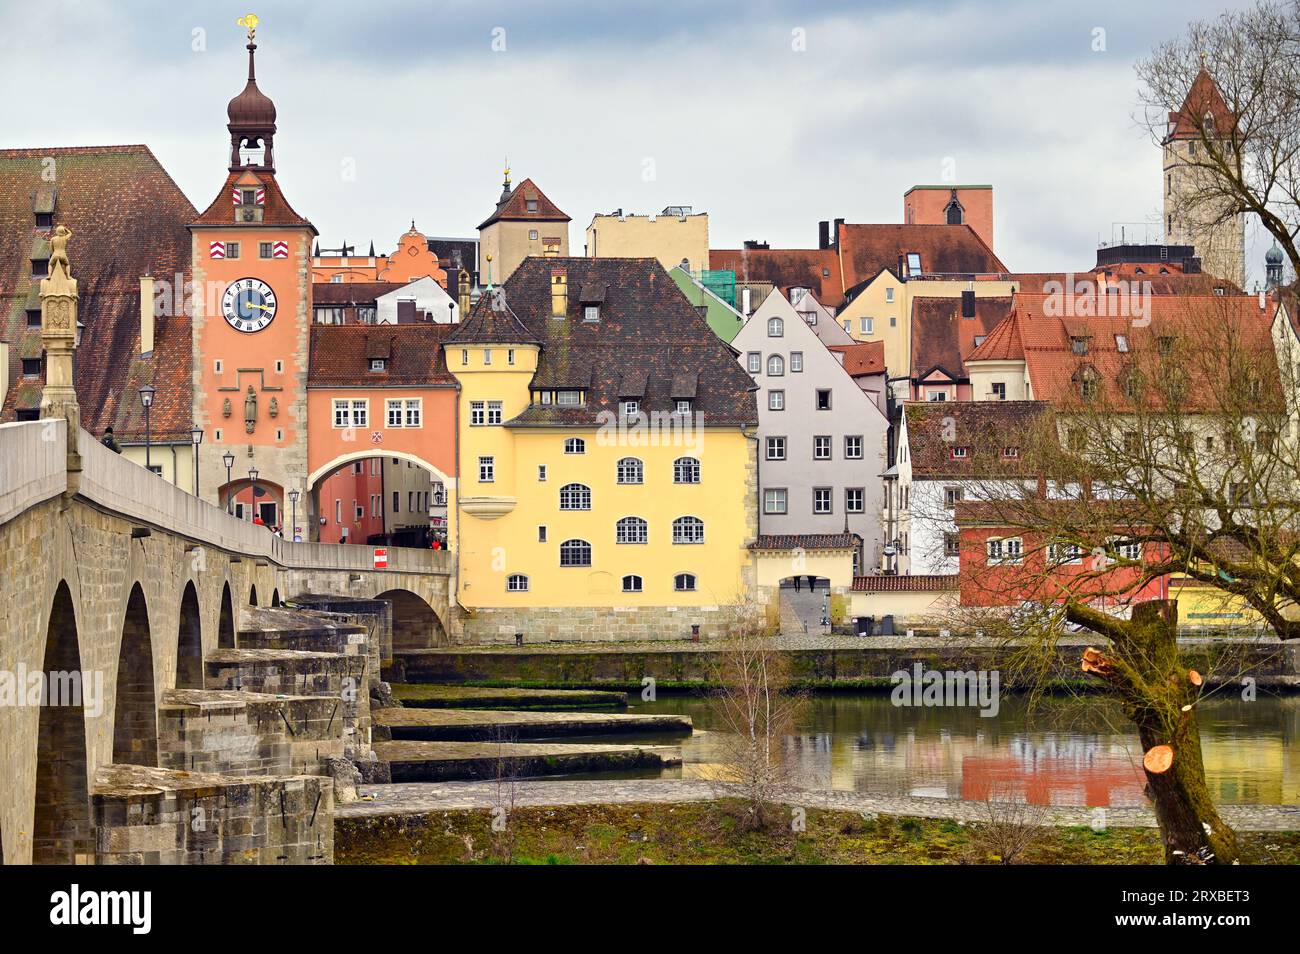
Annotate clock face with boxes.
[221,278,277,333]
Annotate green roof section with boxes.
[669,265,745,343]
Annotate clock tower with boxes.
[191,15,316,521]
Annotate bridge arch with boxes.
[249,583,259,607]
[218,582,236,649]
[177,581,203,689]
[271,588,282,607]
[377,587,446,650]
[34,580,91,864]
[112,583,158,766]
[308,449,453,492]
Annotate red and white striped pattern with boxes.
[231,186,242,205]
[255,187,266,205]
[231,187,266,205]
[209,241,226,259]
[272,240,289,259]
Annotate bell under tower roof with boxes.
[226,15,277,173]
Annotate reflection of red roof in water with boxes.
[961,756,1146,807]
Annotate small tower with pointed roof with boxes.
[1162,68,1246,288]
[477,167,570,285]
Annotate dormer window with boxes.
[1070,335,1090,356]
[950,446,970,459]
[21,358,41,378]
[621,400,640,418]
[369,358,387,372]
[31,258,48,278]
[26,309,41,329]
[556,389,583,407]
[906,253,922,275]
[526,198,538,212]
[35,213,52,229]
[584,305,600,322]
[675,399,692,414]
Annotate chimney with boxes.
[818,220,830,250]
[397,299,416,324]
[833,218,845,248]
[139,275,155,355]
[961,290,976,318]
[551,268,568,318]
[1259,290,1268,311]
[458,268,471,319]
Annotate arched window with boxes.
[564,437,586,454]
[945,198,963,225]
[672,516,705,544]
[507,574,529,592]
[559,483,592,510]
[673,456,700,484]
[560,539,591,566]
[616,457,644,484]
[622,574,643,593]
[767,316,784,337]
[616,516,648,544]
[674,572,697,592]
[767,354,785,376]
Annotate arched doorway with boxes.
[34,581,91,864]
[249,584,259,607]
[308,453,449,548]
[113,583,158,766]
[221,476,284,529]
[218,583,236,649]
[377,588,445,650]
[176,581,204,689]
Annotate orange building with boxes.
[904,185,995,253]
[311,224,448,288]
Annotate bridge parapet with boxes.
[0,419,68,526]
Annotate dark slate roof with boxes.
[750,533,859,551]
[311,281,405,306]
[0,145,197,439]
[308,323,456,387]
[910,296,1013,381]
[852,574,957,591]
[709,247,843,308]
[903,400,1051,480]
[477,177,570,230]
[193,169,313,230]
[458,257,757,428]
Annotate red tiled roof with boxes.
[709,247,843,308]
[1166,68,1237,142]
[193,169,313,230]
[1009,293,1279,409]
[966,311,1024,362]
[477,178,570,230]
[910,296,1013,381]
[308,323,457,387]
[750,533,859,551]
[852,574,957,592]
[311,281,405,306]
[1002,269,1241,297]
[0,145,197,438]
[828,340,885,377]
[838,223,1007,291]
[903,400,1052,479]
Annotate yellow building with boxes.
[585,207,709,274]
[447,257,760,642]
[477,170,570,285]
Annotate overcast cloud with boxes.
[0,0,1273,285]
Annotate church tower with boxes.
[1162,68,1246,289]
[190,14,316,522]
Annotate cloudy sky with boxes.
[0,0,1271,284]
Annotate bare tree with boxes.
[929,299,1299,864]
[707,607,806,830]
[1137,1,1300,279]
[966,786,1050,865]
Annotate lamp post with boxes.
[249,468,259,525]
[222,452,235,513]
[138,384,155,472]
[288,489,300,542]
[190,426,203,497]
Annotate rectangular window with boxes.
[351,400,368,427]
[461,349,469,365]
[815,389,831,410]
[334,499,341,523]
[944,486,962,509]
[675,399,691,414]
[355,504,364,520]
[507,349,515,364]
[768,390,785,411]
[765,436,786,461]
[764,488,788,514]
[991,382,1007,401]
[885,288,895,303]
[387,400,403,428]
[846,487,864,513]
[844,435,863,459]
[944,533,961,557]
[860,317,873,335]
[622,400,639,417]
[538,465,547,481]
[813,435,832,460]
[790,352,804,372]
[259,241,274,259]
[404,399,421,427]
[538,526,547,542]
[225,242,240,259]
[478,456,495,482]
[557,390,583,406]
[747,352,761,374]
[584,305,600,322]
[813,487,832,514]
[486,401,503,425]
[483,349,492,365]
[470,401,485,426]
[392,491,399,512]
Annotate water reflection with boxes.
[625,693,1300,806]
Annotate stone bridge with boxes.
[0,418,455,865]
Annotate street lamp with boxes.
[249,468,259,524]
[138,384,156,472]
[190,426,203,497]
[222,452,235,512]
[288,488,300,542]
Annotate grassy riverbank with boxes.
[337,800,1300,865]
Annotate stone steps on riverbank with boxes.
[390,683,629,709]
[374,706,692,742]
[372,740,680,782]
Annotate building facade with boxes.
[586,207,709,274]
[477,170,570,284]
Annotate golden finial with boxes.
[237,13,260,43]
[503,158,511,187]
